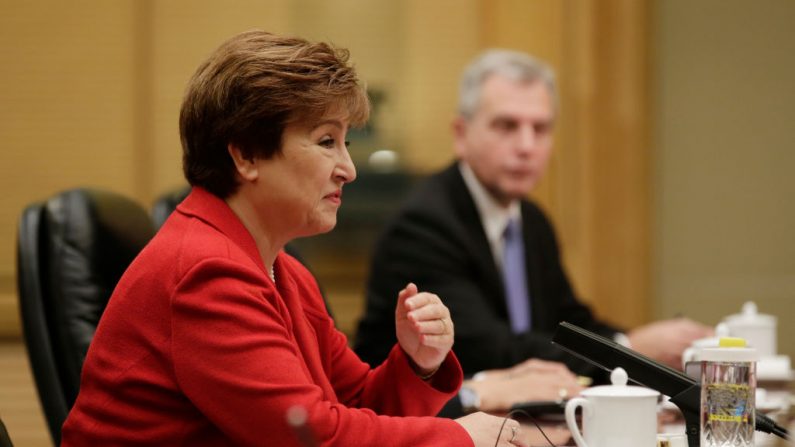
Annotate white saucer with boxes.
[757,370,794,382]
[757,356,792,382]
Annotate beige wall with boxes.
[653,0,795,360]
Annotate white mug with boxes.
[565,368,659,447]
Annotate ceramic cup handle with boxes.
[565,397,591,447]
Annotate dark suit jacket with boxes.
[355,163,619,376]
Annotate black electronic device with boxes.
[551,322,789,447]
[509,400,567,420]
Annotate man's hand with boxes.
[394,283,454,376]
[478,358,577,380]
[628,318,713,369]
[466,360,584,412]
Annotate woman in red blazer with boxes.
[61,30,527,446]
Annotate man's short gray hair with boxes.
[458,49,557,119]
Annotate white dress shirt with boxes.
[458,161,520,272]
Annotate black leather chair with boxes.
[151,186,191,230]
[16,188,156,445]
[0,417,13,447]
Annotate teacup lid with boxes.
[580,367,660,398]
[723,301,776,326]
[700,337,758,362]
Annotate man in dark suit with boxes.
[355,50,710,412]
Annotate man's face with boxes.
[453,75,555,206]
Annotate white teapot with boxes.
[564,367,659,447]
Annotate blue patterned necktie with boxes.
[502,217,531,333]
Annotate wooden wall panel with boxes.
[400,0,481,171]
[147,0,294,202]
[479,0,652,328]
[585,1,652,327]
[0,1,140,336]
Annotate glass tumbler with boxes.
[699,338,757,447]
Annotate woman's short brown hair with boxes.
[180,30,370,198]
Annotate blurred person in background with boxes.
[61,31,529,447]
[355,49,712,414]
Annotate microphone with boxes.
[286,405,319,447]
[551,322,789,447]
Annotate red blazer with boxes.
[62,187,472,446]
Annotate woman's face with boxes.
[249,111,357,240]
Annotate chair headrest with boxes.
[42,188,155,401]
[151,185,190,229]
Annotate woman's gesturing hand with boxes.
[394,283,454,376]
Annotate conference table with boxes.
[509,398,793,447]
[510,320,794,446]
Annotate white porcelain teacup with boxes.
[564,368,659,447]
[682,323,730,378]
[722,301,777,358]
[682,323,730,364]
